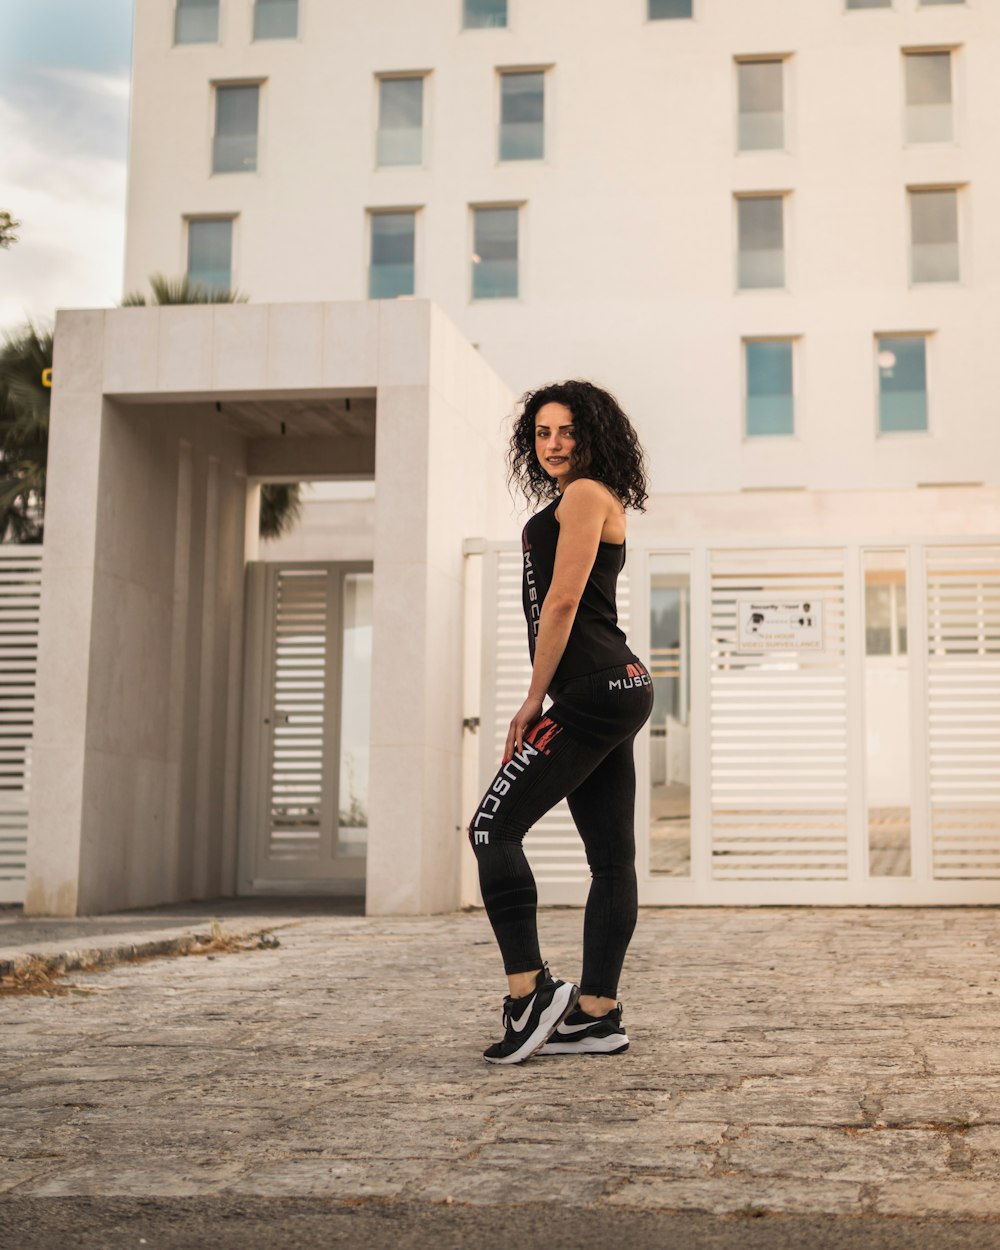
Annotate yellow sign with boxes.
[41,368,52,389]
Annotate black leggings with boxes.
[468,661,654,999]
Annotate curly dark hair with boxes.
[507,380,648,511]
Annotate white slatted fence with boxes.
[476,537,1000,904]
[926,546,1000,879]
[0,545,42,903]
[480,545,630,903]
[709,547,849,881]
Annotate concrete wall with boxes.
[124,0,1000,502]
[365,302,511,914]
[631,480,1000,545]
[26,311,252,914]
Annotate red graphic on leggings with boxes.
[526,716,562,754]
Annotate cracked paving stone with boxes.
[873,1178,1000,1217]
[605,1174,867,1215]
[722,1124,953,1181]
[17,1160,248,1198]
[4,906,1000,1215]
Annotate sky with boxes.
[0,0,134,336]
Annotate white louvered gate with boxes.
[926,546,1000,880]
[478,545,630,905]
[0,546,42,903]
[240,561,372,893]
[708,547,850,883]
[476,539,1000,905]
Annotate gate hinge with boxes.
[462,716,480,734]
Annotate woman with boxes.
[469,379,653,1065]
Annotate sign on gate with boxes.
[736,596,824,651]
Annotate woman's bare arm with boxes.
[504,480,618,760]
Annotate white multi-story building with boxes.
[19,0,1000,916]
[126,0,1000,496]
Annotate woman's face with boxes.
[534,402,583,489]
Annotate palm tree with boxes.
[0,211,20,250]
[259,483,304,540]
[0,323,51,543]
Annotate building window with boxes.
[745,340,794,436]
[175,0,218,44]
[499,71,544,161]
[472,206,518,299]
[877,336,928,433]
[369,211,416,299]
[649,0,693,18]
[187,219,234,293]
[213,85,260,174]
[377,77,424,167]
[846,0,891,8]
[463,0,507,28]
[909,187,959,283]
[904,51,952,143]
[254,0,298,40]
[737,59,784,151]
[737,195,785,289]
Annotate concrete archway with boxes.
[25,301,511,916]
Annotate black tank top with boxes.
[521,494,637,683]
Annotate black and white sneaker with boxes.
[483,964,579,1065]
[537,1002,629,1056]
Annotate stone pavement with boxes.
[3,905,1000,1246]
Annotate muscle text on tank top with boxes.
[520,494,637,684]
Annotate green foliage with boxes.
[0,211,20,250]
[121,272,249,306]
[259,483,303,540]
[0,323,51,543]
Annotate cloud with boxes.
[1,63,131,167]
[0,67,129,334]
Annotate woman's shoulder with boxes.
[560,477,624,513]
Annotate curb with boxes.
[0,919,298,982]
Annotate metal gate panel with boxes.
[266,566,334,867]
[479,544,630,902]
[925,545,1000,879]
[708,548,850,881]
[0,547,41,903]
[239,560,370,892]
[474,535,1000,906]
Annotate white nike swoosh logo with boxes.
[510,994,537,1032]
[556,1019,603,1035]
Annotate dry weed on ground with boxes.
[0,921,281,998]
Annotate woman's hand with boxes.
[504,695,544,763]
